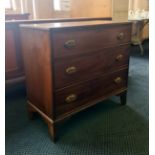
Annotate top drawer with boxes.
[52,24,131,58]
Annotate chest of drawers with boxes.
[20,20,132,141]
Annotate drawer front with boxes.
[54,45,130,89]
[54,69,128,116]
[52,25,131,58]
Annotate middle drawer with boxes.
[53,45,130,89]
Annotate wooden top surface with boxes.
[5,17,112,25]
[20,20,131,30]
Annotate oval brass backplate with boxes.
[66,66,77,74]
[117,32,124,40]
[114,77,122,84]
[116,54,123,61]
[65,94,77,103]
[64,40,76,49]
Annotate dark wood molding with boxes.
[5,13,30,20]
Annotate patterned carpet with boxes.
[6,42,149,155]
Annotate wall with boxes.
[5,0,149,21]
[68,0,112,18]
[129,0,149,11]
[6,0,112,19]
[112,0,129,20]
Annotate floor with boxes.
[6,41,149,155]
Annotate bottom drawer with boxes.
[54,69,128,116]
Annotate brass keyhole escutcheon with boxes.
[117,32,124,40]
[114,77,122,84]
[66,66,77,75]
[65,94,77,103]
[116,54,123,61]
[64,40,76,49]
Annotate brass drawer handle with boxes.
[65,94,77,103]
[117,32,124,40]
[116,54,123,61]
[64,40,76,49]
[114,77,122,84]
[66,66,77,74]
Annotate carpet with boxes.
[5,42,149,155]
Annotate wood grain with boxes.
[20,21,131,141]
[52,24,131,59]
[5,13,30,20]
[5,26,24,82]
[54,69,128,116]
[5,30,18,72]
[54,45,130,89]
[20,29,54,119]
[5,17,111,87]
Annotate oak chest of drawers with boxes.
[20,20,132,141]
